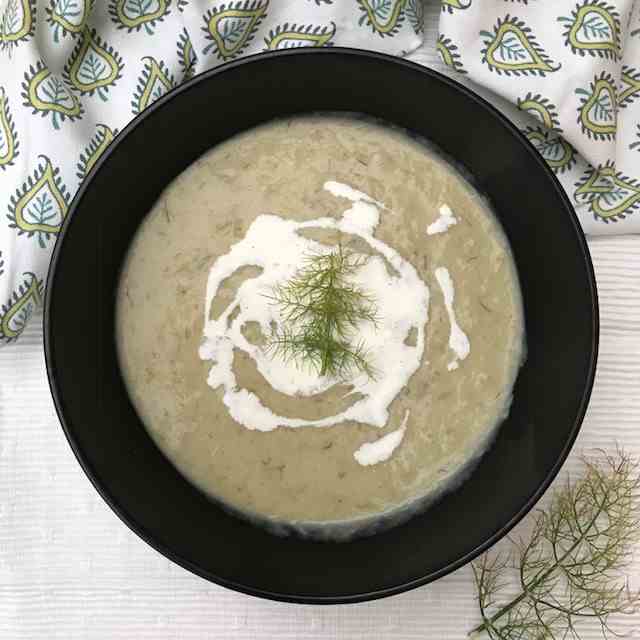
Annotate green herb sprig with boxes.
[266,246,378,380]
[471,450,640,639]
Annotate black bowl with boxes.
[45,49,598,604]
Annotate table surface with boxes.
[2,3,640,638]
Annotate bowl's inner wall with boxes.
[47,51,596,603]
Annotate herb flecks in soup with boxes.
[116,115,524,535]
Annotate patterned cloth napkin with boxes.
[438,0,640,236]
[0,0,637,346]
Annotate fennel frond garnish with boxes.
[471,450,640,639]
[266,245,378,380]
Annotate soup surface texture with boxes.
[116,115,524,536]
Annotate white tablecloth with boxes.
[2,3,640,638]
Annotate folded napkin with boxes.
[0,0,637,346]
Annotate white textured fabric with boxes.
[1,237,639,640]
[1,5,640,636]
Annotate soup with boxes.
[116,115,525,540]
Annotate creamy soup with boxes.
[116,115,525,540]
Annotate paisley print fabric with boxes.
[438,0,640,234]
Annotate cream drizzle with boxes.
[434,266,470,371]
[427,204,458,235]
[353,410,410,466]
[199,182,429,464]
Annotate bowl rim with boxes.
[44,46,599,604]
